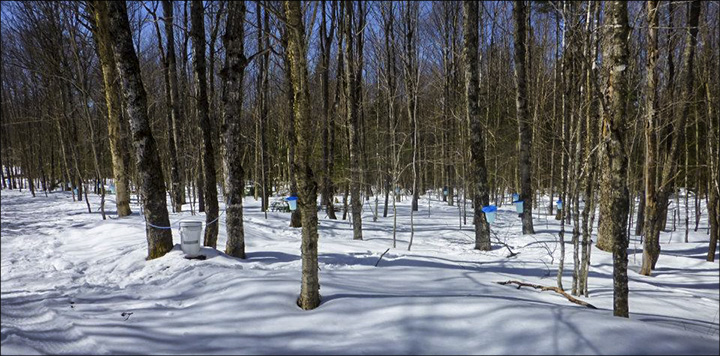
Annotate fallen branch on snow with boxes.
[496,280,598,309]
[375,248,391,267]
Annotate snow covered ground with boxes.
[1,188,718,355]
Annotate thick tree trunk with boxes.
[89,1,132,217]
[221,1,248,259]
[191,0,219,249]
[599,0,631,318]
[642,0,701,274]
[283,27,302,228]
[513,0,534,235]
[463,0,490,251]
[284,0,321,310]
[105,1,173,260]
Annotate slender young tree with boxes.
[162,0,184,212]
[320,0,338,220]
[191,0,219,248]
[345,1,363,241]
[641,0,660,276]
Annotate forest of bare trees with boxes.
[1,0,718,315]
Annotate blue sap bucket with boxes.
[482,205,497,224]
[108,184,116,194]
[512,193,519,201]
[285,196,298,211]
[73,188,78,196]
[513,200,524,213]
[556,199,563,210]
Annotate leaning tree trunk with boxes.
[191,0,219,248]
[598,0,631,318]
[89,1,132,218]
[463,0,491,251]
[643,0,701,274]
[221,1,248,259]
[284,0,321,310]
[104,1,173,259]
[513,0,534,235]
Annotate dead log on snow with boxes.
[496,280,598,309]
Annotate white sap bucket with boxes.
[179,221,203,257]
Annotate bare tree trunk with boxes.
[89,0,132,217]
[284,0,321,310]
[642,0,701,274]
[320,0,337,220]
[513,0,534,235]
[345,1,362,241]
[282,21,302,228]
[403,1,420,213]
[105,0,173,260]
[257,1,271,214]
[162,0,184,212]
[599,0,631,318]
[191,0,219,248]
[706,70,719,261]
[382,1,396,218]
[464,0,490,251]
[221,1,249,259]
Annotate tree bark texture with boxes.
[284,0,321,310]
[345,2,363,241]
[221,1,248,259]
[513,0,534,235]
[463,0,491,251]
[88,0,132,217]
[191,0,219,248]
[599,0,631,318]
[105,1,173,260]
